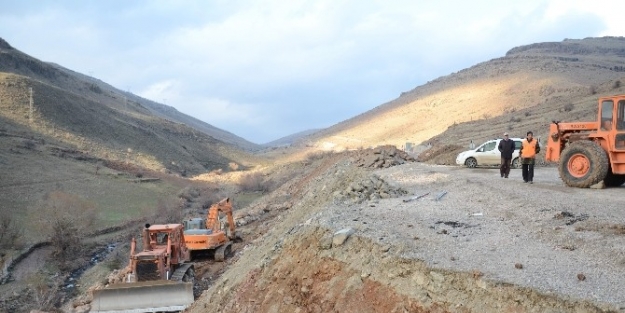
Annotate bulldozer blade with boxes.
[90,280,194,313]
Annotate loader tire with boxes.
[559,141,608,188]
[604,170,625,187]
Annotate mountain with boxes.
[262,128,321,148]
[0,37,260,176]
[299,37,625,154]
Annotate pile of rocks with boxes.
[336,174,408,203]
[352,145,415,168]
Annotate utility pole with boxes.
[29,87,33,124]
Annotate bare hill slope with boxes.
[0,38,260,175]
[302,37,625,152]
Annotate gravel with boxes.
[317,163,625,309]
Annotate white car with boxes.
[456,138,523,168]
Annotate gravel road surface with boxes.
[318,163,625,309]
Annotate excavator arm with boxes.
[206,198,236,239]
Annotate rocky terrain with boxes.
[186,148,625,313]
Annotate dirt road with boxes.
[190,160,625,312]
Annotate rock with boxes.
[515,263,523,269]
[577,273,586,281]
[590,181,605,189]
[318,236,333,250]
[332,228,355,246]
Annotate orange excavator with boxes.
[545,94,625,187]
[183,197,236,261]
[91,223,195,313]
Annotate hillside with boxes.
[0,38,260,175]
[299,37,625,154]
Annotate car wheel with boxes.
[512,157,520,169]
[465,157,477,168]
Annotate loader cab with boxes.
[598,97,625,149]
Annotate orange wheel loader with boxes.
[545,94,625,187]
[91,224,195,313]
[183,197,237,261]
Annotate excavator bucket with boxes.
[90,281,194,313]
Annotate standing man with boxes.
[498,132,515,178]
[520,131,540,184]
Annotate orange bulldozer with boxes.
[91,223,195,313]
[183,197,237,261]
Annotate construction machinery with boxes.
[91,223,195,313]
[545,94,625,187]
[183,197,236,261]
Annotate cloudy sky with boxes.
[1,1,624,144]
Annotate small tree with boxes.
[238,172,267,192]
[0,211,22,249]
[151,197,185,224]
[34,191,96,270]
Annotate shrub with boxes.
[152,197,184,224]
[21,139,37,150]
[614,80,621,89]
[105,246,128,271]
[238,172,268,193]
[0,211,22,249]
[524,111,531,117]
[34,191,96,270]
[563,103,575,112]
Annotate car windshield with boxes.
[482,142,496,152]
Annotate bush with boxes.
[238,172,268,193]
[34,191,96,270]
[305,151,333,162]
[0,211,22,249]
[614,80,621,89]
[563,103,575,112]
[105,246,128,271]
[152,197,185,224]
[21,139,37,150]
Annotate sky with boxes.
[1,1,624,144]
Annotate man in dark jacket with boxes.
[498,132,515,178]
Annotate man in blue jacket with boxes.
[498,132,515,178]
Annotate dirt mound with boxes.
[336,174,408,203]
[416,144,465,165]
[352,145,415,168]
